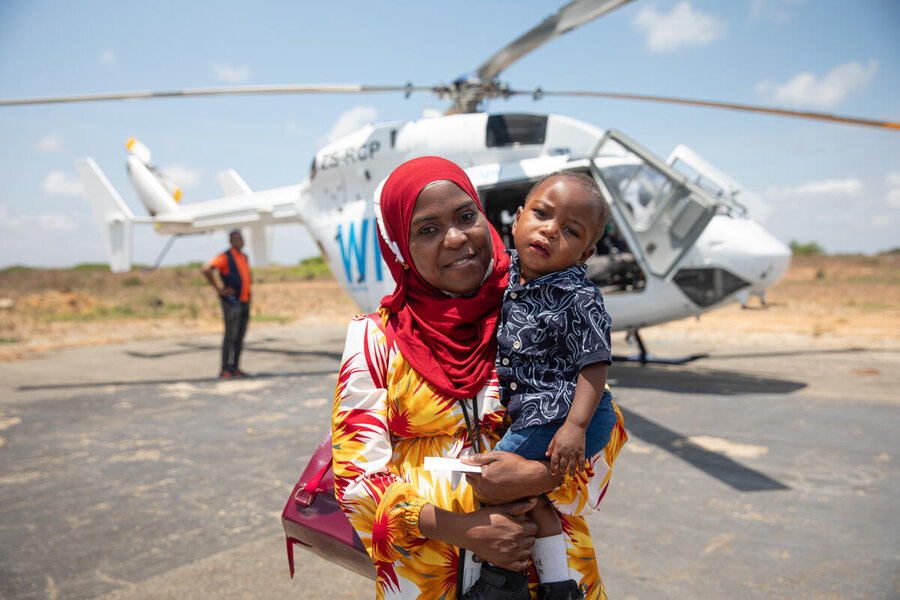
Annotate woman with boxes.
[331,157,627,600]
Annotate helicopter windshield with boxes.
[597,162,674,231]
[590,131,720,278]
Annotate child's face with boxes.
[512,177,600,283]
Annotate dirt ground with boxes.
[642,253,900,350]
[1,254,898,361]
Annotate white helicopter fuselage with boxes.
[78,110,791,333]
[299,112,790,330]
[301,113,604,313]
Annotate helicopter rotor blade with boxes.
[0,83,434,107]
[475,0,635,83]
[513,88,900,131]
[1,81,896,132]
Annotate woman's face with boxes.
[408,180,493,295]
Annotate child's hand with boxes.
[546,422,587,476]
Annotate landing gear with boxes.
[612,329,708,365]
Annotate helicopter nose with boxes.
[741,224,791,287]
[674,217,792,308]
[700,216,792,287]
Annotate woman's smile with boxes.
[409,180,493,295]
[446,252,476,268]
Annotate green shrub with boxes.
[789,241,825,255]
[72,263,111,272]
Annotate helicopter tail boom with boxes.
[215,170,273,266]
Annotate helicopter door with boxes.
[589,130,719,278]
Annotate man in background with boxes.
[202,229,251,378]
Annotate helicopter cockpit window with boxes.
[670,157,748,217]
[485,114,547,147]
[669,158,722,198]
[594,158,673,231]
[590,131,719,278]
[618,166,673,230]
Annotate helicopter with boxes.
[3,0,896,362]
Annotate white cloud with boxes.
[36,134,62,153]
[42,171,84,197]
[99,49,116,63]
[212,63,250,83]
[885,171,900,208]
[762,177,865,208]
[35,214,77,231]
[750,0,805,22]
[319,105,378,145]
[161,164,203,190]
[755,60,877,109]
[0,203,77,232]
[759,176,894,254]
[794,178,864,196]
[632,2,726,52]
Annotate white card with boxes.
[423,456,483,473]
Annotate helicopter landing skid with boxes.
[612,329,708,365]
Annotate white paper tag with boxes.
[423,457,483,473]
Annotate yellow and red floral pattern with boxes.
[332,311,627,599]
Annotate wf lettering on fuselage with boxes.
[336,218,383,284]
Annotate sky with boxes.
[0,0,898,269]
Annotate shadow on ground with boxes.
[610,362,806,395]
[124,337,343,361]
[619,407,789,492]
[17,369,338,391]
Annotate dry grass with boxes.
[1,254,898,360]
[0,259,358,360]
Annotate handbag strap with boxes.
[294,314,386,510]
[295,459,331,507]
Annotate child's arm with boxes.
[545,362,608,476]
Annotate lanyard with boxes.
[456,395,482,599]
[459,395,481,454]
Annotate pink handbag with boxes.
[281,431,376,580]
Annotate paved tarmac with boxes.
[0,324,897,599]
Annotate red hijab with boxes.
[376,156,509,399]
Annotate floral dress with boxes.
[332,312,627,600]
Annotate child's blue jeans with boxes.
[495,390,616,460]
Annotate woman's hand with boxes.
[419,498,538,572]
[463,451,564,505]
[461,500,539,571]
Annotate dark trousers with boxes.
[221,301,250,372]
